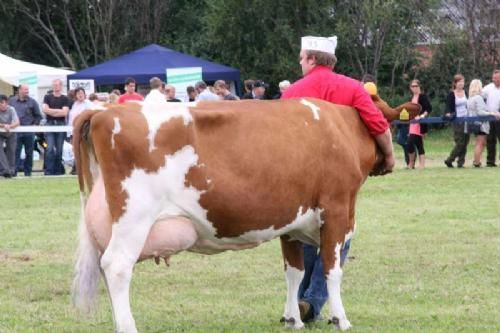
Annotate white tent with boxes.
[0,52,74,103]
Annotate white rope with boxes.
[0,126,72,133]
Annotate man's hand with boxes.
[383,152,395,174]
[371,129,395,176]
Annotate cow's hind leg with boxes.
[100,217,154,333]
[280,235,305,329]
[320,205,352,331]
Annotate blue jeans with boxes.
[45,126,66,175]
[298,240,351,319]
[15,133,35,176]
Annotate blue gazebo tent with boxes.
[67,44,241,94]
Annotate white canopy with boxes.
[0,52,74,103]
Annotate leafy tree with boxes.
[4,0,173,69]
[195,0,336,94]
[333,0,439,100]
[0,0,496,104]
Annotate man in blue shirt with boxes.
[8,84,42,176]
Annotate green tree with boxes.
[194,0,336,94]
[333,0,439,101]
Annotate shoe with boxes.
[299,300,315,323]
[444,160,453,168]
[3,172,12,178]
[457,164,464,168]
[486,163,497,167]
[473,162,481,168]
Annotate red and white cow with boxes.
[72,96,419,332]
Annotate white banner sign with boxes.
[166,67,202,102]
[69,79,95,96]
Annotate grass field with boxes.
[0,129,499,333]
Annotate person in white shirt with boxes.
[68,87,93,138]
[194,81,220,101]
[144,77,167,104]
[444,74,469,168]
[482,70,500,167]
[67,87,93,175]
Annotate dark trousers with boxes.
[486,121,500,165]
[45,131,66,175]
[446,123,470,167]
[399,143,410,166]
[407,134,425,155]
[397,124,410,165]
[0,133,17,176]
[15,133,35,176]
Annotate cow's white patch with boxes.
[326,242,351,330]
[283,260,305,329]
[88,153,100,181]
[286,206,324,246]
[121,145,208,227]
[111,117,121,149]
[344,230,353,244]
[140,102,194,152]
[209,206,322,247]
[300,99,320,120]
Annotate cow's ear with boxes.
[395,103,421,121]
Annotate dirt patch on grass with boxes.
[0,251,34,262]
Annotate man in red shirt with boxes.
[282,36,394,171]
[118,77,144,104]
[281,36,394,323]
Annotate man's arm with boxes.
[0,108,20,131]
[10,117,20,129]
[43,104,69,117]
[352,85,390,136]
[353,86,395,174]
[32,101,43,125]
[374,129,395,174]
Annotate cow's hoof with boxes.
[328,317,351,330]
[282,317,304,329]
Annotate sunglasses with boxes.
[411,85,419,88]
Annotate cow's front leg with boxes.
[280,235,305,329]
[320,209,352,331]
[101,219,153,333]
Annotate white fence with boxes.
[1,126,72,133]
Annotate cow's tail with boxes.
[71,110,101,315]
[72,192,101,315]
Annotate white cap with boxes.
[279,80,291,89]
[301,36,337,55]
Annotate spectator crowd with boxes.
[395,70,500,169]
[1,69,499,179]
